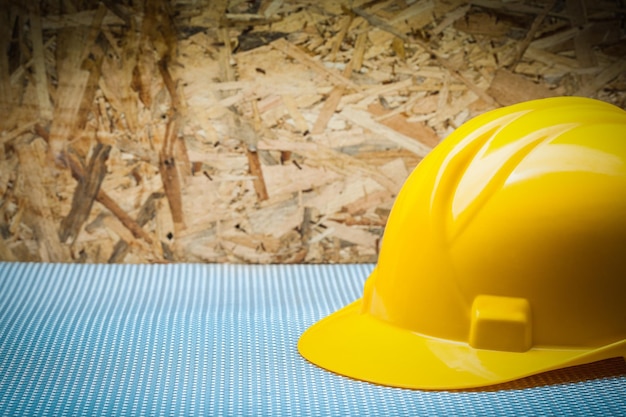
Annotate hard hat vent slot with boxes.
[469,295,532,352]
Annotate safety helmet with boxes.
[299,97,626,390]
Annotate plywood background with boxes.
[1,0,625,263]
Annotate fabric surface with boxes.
[0,262,624,417]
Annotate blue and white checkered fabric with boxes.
[0,263,624,416]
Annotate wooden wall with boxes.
[0,0,625,263]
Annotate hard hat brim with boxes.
[298,298,625,390]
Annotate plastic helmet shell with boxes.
[298,97,626,390]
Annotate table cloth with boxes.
[0,263,624,416]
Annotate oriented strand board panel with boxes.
[0,0,625,263]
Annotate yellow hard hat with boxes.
[298,97,626,390]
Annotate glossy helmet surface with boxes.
[298,97,626,389]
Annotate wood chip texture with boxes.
[1,0,625,263]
